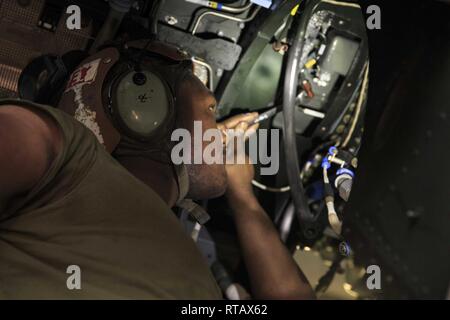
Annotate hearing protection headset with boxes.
[20,40,209,223]
[102,43,193,153]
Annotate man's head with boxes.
[58,41,227,201]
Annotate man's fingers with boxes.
[222,112,259,129]
[244,123,259,140]
[218,112,260,148]
[235,121,249,133]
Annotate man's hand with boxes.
[218,112,315,300]
[217,112,259,201]
[217,112,259,146]
[225,157,255,201]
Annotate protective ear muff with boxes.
[18,50,88,106]
[105,62,175,143]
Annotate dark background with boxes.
[343,0,450,299]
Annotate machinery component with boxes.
[192,57,215,90]
[250,0,273,9]
[322,147,343,235]
[250,106,278,124]
[37,1,65,32]
[18,50,88,106]
[278,0,368,240]
[89,0,132,53]
[295,9,362,113]
[282,0,321,230]
[334,168,354,202]
[302,79,315,98]
[158,24,243,71]
[158,0,254,48]
[185,0,253,13]
[192,59,210,87]
[339,64,369,148]
[191,5,261,35]
[0,0,93,97]
[338,241,352,257]
[216,0,295,116]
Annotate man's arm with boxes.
[219,112,315,300]
[226,160,315,300]
[0,105,62,209]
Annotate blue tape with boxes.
[339,241,352,257]
[337,168,355,178]
[328,146,338,156]
[322,158,331,170]
[217,3,223,10]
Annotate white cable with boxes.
[321,0,361,9]
[327,205,342,235]
[323,166,330,184]
[251,156,319,193]
[323,159,342,235]
[251,179,291,193]
[341,64,370,148]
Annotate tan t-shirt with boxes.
[0,99,221,299]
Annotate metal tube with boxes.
[185,0,252,13]
[282,0,323,224]
[221,1,253,13]
[191,6,261,35]
[192,57,214,90]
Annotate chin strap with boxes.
[174,164,211,241]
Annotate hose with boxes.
[282,0,322,223]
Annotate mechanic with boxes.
[0,40,314,299]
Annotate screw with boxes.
[165,15,178,25]
[133,72,147,86]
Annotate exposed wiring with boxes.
[341,63,369,148]
[251,158,314,193]
[252,148,326,193]
[315,254,345,295]
[251,179,291,193]
[251,1,367,192]
[322,148,342,235]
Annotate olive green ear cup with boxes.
[115,70,170,138]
